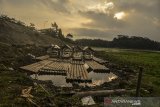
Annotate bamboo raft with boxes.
[86,61,110,73]
[70,60,84,65]
[93,57,108,64]
[20,57,110,83]
[66,61,91,83]
[39,61,69,76]
[20,60,53,73]
[36,55,50,61]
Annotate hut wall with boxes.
[83,52,93,60]
[61,48,72,58]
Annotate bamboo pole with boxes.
[136,67,143,97]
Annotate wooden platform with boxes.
[39,61,69,75]
[93,57,108,64]
[20,57,109,83]
[70,60,84,65]
[36,55,50,61]
[20,60,53,73]
[86,61,110,73]
[20,59,91,83]
[66,62,91,83]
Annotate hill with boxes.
[0,15,64,46]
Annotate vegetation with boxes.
[0,15,64,45]
[0,15,160,106]
[40,22,74,43]
[95,48,160,96]
[0,15,25,26]
[76,35,160,51]
[0,70,33,106]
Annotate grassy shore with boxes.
[94,48,160,96]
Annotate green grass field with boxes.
[94,47,160,96]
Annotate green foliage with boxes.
[54,95,82,106]
[66,33,73,39]
[95,48,160,96]
[0,71,33,106]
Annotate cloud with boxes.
[69,27,115,40]
[39,0,71,14]
[79,10,127,29]
[113,0,160,18]
[114,11,127,20]
[0,0,160,41]
[87,1,114,14]
[153,17,160,27]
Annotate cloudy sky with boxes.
[0,0,160,41]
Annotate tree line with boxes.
[75,35,160,51]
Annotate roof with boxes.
[61,44,72,50]
[83,46,94,52]
[72,45,83,51]
[50,44,61,49]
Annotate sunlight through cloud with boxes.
[114,11,126,20]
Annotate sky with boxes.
[0,0,160,41]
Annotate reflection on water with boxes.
[87,71,117,87]
[31,71,117,87]
[31,75,72,87]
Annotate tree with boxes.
[51,22,58,31]
[29,23,35,30]
[51,22,59,36]
[66,33,73,39]
[58,28,64,39]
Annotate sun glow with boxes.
[114,11,126,20]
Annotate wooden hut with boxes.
[47,44,61,58]
[72,46,83,60]
[83,47,94,60]
[61,44,72,59]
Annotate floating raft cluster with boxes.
[86,61,110,73]
[20,56,110,83]
[20,60,53,73]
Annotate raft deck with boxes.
[86,61,110,73]
[20,56,109,83]
[93,57,109,64]
[66,61,91,83]
[20,60,53,73]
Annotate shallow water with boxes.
[31,71,117,87]
[87,71,117,86]
[31,75,72,87]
